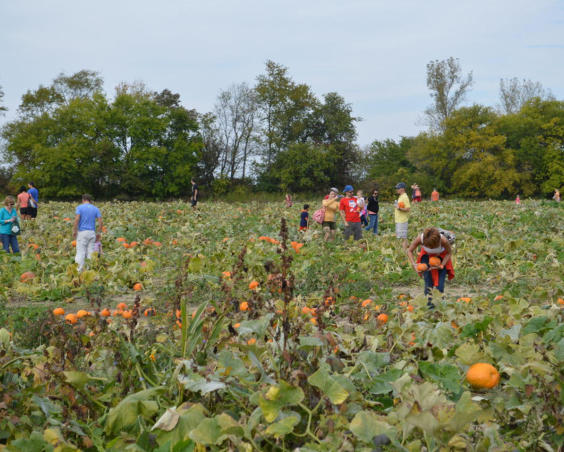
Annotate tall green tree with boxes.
[307,92,359,186]
[269,143,336,192]
[2,72,202,199]
[255,61,317,167]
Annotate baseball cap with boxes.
[395,182,406,189]
[343,185,354,193]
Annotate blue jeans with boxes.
[420,254,446,298]
[365,214,378,234]
[0,234,20,253]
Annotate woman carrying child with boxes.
[407,227,454,307]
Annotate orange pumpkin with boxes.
[429,256,441,267]
[377,313,389,324]
[417,263,428,272]
[100,308,111,317]
[466,363,500,389]
[20,271,36,283]
[117,302,127,310]
[53,307,65,316]
[239,301,249,312]
[248,280,259,290]
[133,283,143,291]
[398,202,405,208]
[76,310,89,318]
[65,313,78,324]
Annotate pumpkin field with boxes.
[0,199,562,451]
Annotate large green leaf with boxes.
[349,410,394,443]
[308,366,349,404]
[258,381,304,422]
[419,362,462,395]
[105,387,165,435]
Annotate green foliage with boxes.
[2,71,201,199]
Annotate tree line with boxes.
[0,59,562,199]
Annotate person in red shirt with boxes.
[339,185,362,241]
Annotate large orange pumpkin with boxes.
[429,256,441,267]
[377,313,388,324]
[53,307,65,316]
[466,363,500,389]
[20,271,36,283]
[65,313,78,325]
[133,283,143,291]
[417,263,428,272]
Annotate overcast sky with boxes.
[1,0,562,146]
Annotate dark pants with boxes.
[0,234,20,253]
[365,213,378,234]
[420,254,446,298]
[360,214,368,227]
[343,222,362,241]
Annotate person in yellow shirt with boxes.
[394,182,411,250]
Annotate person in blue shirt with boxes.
[299,204,309,231]
[72,194,103,271]
[27,182,39,219]
[0,196,20,253]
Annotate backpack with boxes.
[312,207,326,224]
[438,228,455,244]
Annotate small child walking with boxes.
[94,233,103,257]
[407,227,454,307]
[299,204,309,231]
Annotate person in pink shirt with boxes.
[16,186,31,220]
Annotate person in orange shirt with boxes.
[16,186,31,220]
[431,188,439,202]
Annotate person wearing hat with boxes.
[339,185,362,241]
[394,182,411,250]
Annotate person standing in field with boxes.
[394,182,411,250]
[322,188,340,241]
[17,186,31,220]
[285,193,293,207]
[339,185,362,241]
[431,188,439,202]
[190,179,199,209]
[356,190,368,227]
[365,189,379,234]
[0,196,20,253]
[73,194,103,272]
[407,227,454,307]
[553,189,560,202]
[411,184,422,203]
[27,182,39,219]
[299,204,309,231]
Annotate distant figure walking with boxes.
[27,182,39,219]
[0,196,20,253]
[299,204,309,231]
[515,195,521,205]
[365,189,379,235]
[411,184,422,203]
[554,189,560,202]
[190,179,199,209]
[17,186,31,220]
[431,188,439,202]
[285,193,293,208]
[73,194,103,272]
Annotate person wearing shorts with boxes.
[394,182,411,250]
[17,186,31,220]
[339,185,362,241]
[322,188,340,241]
